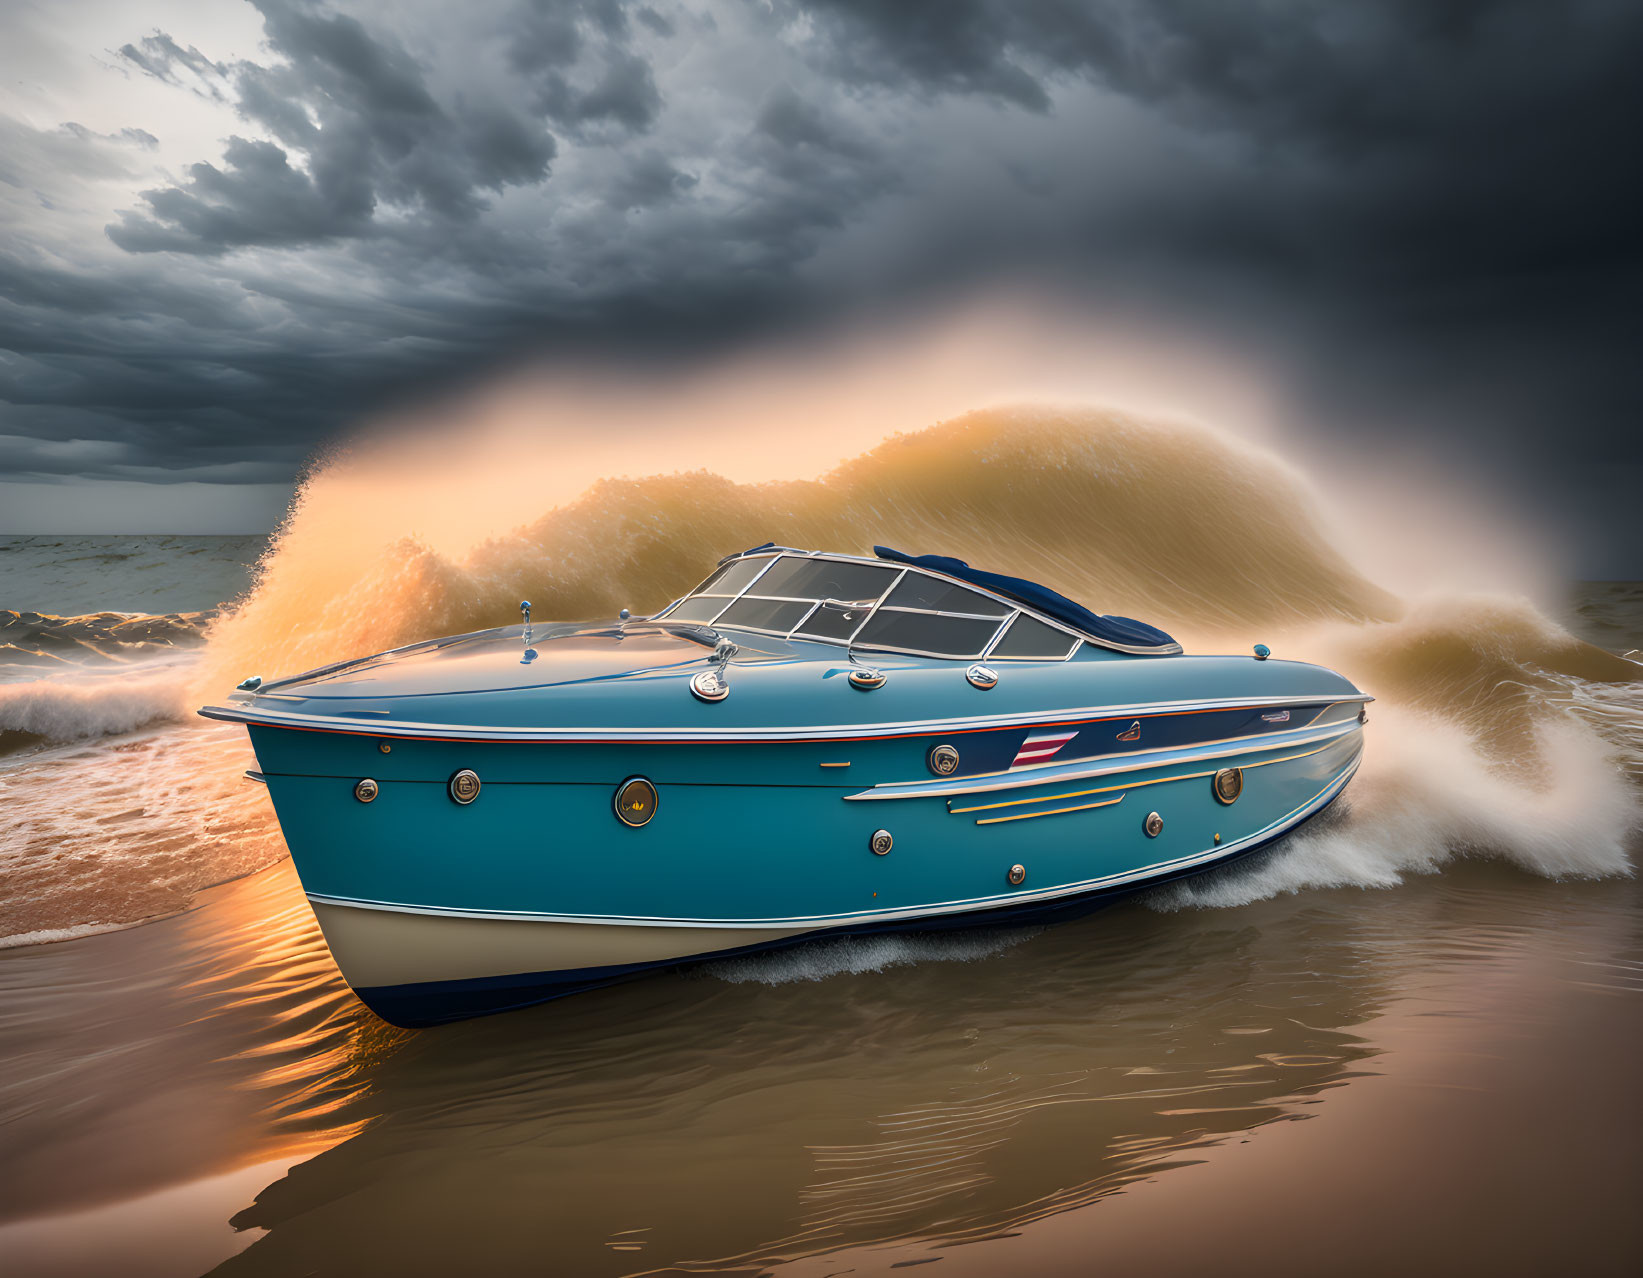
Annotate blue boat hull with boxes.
[248,713,1362,1026]
[351,781,1349,1026]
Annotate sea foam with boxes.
[0,663,194,753]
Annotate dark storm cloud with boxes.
[509,0,664,133]
[605,151,696,210]
[2,0,1640,561]
[110,0,560,253]
[786,0,1642,268]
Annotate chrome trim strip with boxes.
[844,566,908,644]
[244,769,268,785]
[845,717,1362,801]
[198,691,1373,744]
[303,754,1359,930]
[975,794,1125,826]
[979,612,1018,658]
[987,640,1082,663]
[873,605,1012,621]
[703,554,779,624]
[849,637,1006,661]
[950,737,1345,815]
[729,593,890,607]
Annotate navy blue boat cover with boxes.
[872,546,1177,650]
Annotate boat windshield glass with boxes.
[714,556,901,637]
[661,553,1081,660]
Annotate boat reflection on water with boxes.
[205,852,1390,1276]
[6,849,1639,1278]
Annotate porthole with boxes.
[1212,767,1243,805]
[614,776,659,827]
[449,769,481,805]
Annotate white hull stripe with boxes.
[305,751,1359,932]
[200,691,1371,745]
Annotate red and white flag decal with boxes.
[1011,730,1077,767]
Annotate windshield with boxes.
[660,553,1081,660]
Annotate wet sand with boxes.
[3,850,1638,1276]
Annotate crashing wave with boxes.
[2,406,1637,944]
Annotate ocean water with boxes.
[1,408,1639,1275]
[0,535,267,618]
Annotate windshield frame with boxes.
[656,550,1112,660]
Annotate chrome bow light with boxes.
[869,829,893,856]
[449,769,482,805]
[965,664,999,690]
[236,674,262,691]
[520,601,532,645]
[1253,644,1270,660]
[848,666,886,690]
[614,776,658,827]
[354,778,379,804]
[928,744,960,776]
[1212,767,1243,805]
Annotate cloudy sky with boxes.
[1,1,1638,569]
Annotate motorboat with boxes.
[201,545,1370,1025]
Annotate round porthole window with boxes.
[928,744,960,776]
[1212,767,1243,805]
[614,776,659,827]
